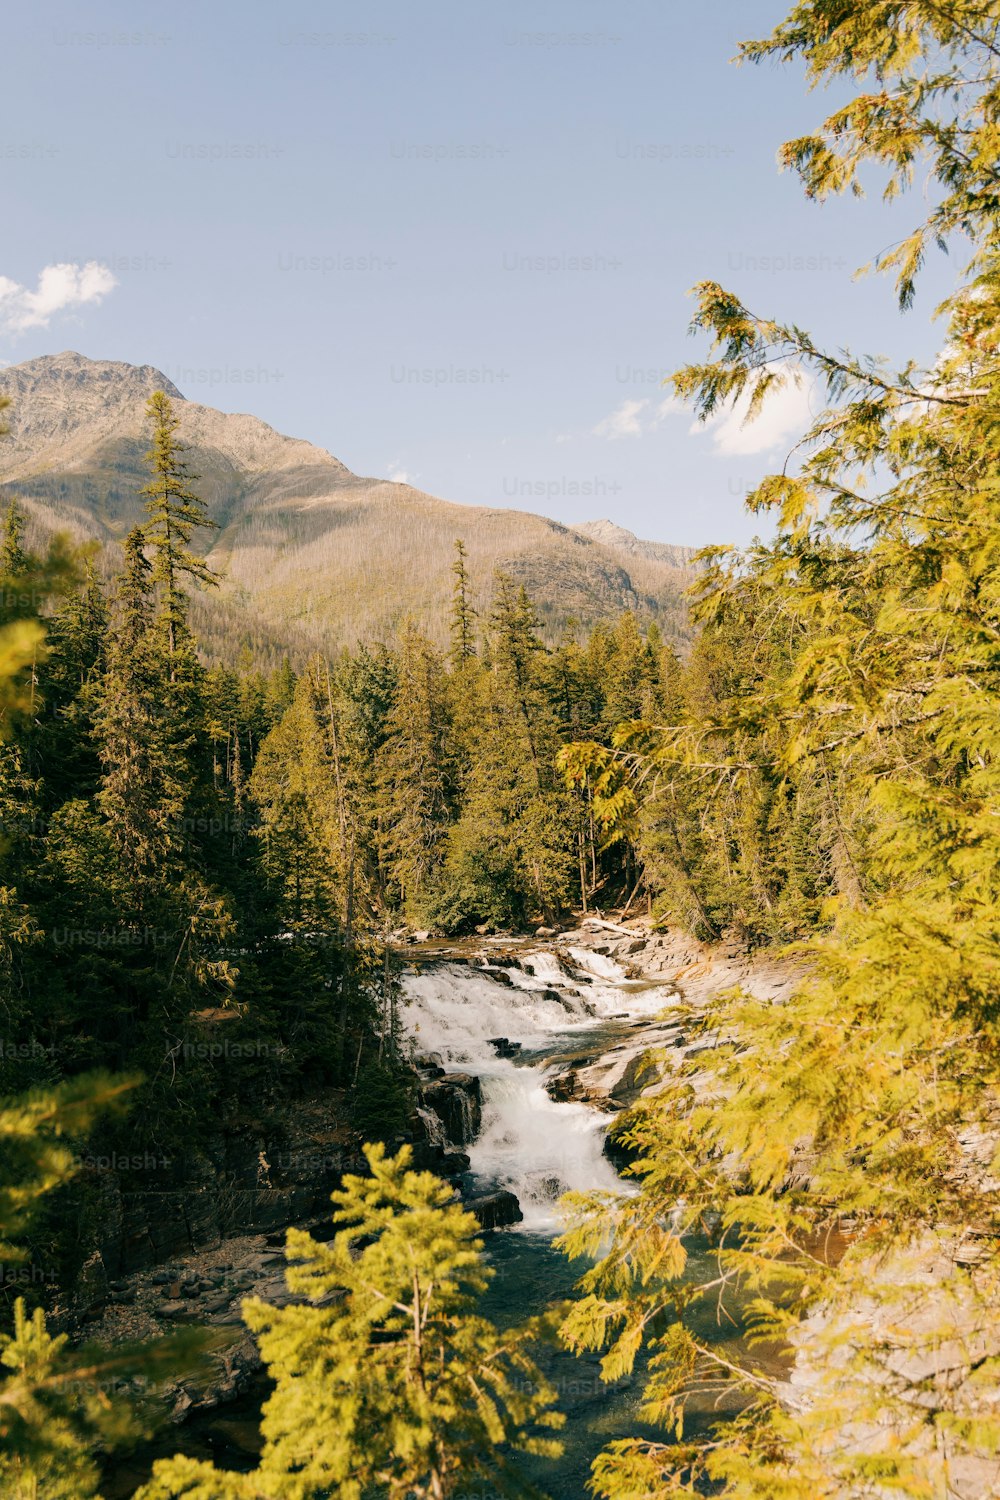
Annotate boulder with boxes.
[408,1141,471,1178]
[413,1051,446,1079]
[420,1074,483,1147]
[466,1191,523,1231]
[487,1036,522,1058]
[546,1069,581,1103]
[159,1300,199,1322]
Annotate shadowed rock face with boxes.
[466,1190,523,1231]
[419,1074,483,1146]
[0,352,698,658]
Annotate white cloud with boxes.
[696,369,817,457]
[590,375,817,453]
[388,465,412,484]
[0,261,117,335]
[591,392,688,440]
[592,398,649,439]
[651,393,686,425]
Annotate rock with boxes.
[74,1249,111,1319]
[547,1069,581,1103]
[541,986,578,1009]
[159,1300,198,1322]
[603,1130,639,1172]
[476,963,514,987]
[409,1141,471,1177]
[413,1051,446,1078]
[535,925,556,938]
[170,1388,194,1420]
[202,1293,232,1314]
[248,1277,292,1307]
[420,1075,483,1147]
[487,1036,522,1058]
[412,930,431,943]
[466,1191,523,1231]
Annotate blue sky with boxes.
[3,0,962,547]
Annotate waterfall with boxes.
[401,949,672,1230]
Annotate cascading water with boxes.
[402,946,673,1229]
[401,944,684,1493]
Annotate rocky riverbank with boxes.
[87,915,799,1463]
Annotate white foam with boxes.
[401,956,670,1230]
[471,1062,624,1229]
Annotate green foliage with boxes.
[377,628,456,919]
[141,390,219,657]
[140,1144,564,1499]
[558,4,1000,1496]
[350,1059,413,1144]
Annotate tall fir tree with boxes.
[141,391,219,660]
[448,538,476,668]
[377,627,455,919]
[94,528,187,883]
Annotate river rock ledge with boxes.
[466,1190,524,1231]
[417,1073,483,1146]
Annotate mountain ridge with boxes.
[0,352,697,659]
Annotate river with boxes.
[401,943,705,1496]
[110,938,742,1497]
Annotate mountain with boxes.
[0,352,697,660]
[572,517,696,571]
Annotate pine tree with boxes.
[249,660,354,929]
[94,528,188,881]
[140,1144,563,1500]
[377,627,455,917]
[559,4,1000,1495]
[0,1077,205,1499]
[448,538,476,668]
[141,391,219,660]
[0,498,28,584]
[432,577,577,931]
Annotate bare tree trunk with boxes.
[578,826,588,914]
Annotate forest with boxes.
[4,0,1000,1495]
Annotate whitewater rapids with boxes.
[401,947,672,1229]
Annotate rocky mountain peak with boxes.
[0,350,697,658]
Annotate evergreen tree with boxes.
[434,579,576,932]
[94,529,187,882]
[377,627,455,918]
[141,391,219,659]
[448,538,476,668]
[250,659,357,929]
[140,1144,563,1500]
[0,498,28,584]
[559,4,1000,1495]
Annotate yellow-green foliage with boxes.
[141,1144,563,1499]
[559,2,1000,1495]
